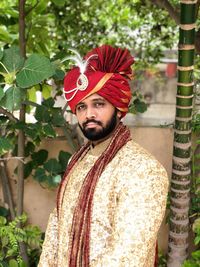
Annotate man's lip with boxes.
[85,122,99,128]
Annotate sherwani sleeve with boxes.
[38,208,58,267]
[92,161,169,267]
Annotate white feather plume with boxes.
[61,48,97,74]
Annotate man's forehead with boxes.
[76,94,106,106]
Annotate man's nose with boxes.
[86,107,96,120]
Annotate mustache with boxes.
[82,119,102,128]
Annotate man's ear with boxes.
[117,110,122,119]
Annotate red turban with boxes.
[63,45,134,117]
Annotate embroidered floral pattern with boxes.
[38,140,169,267]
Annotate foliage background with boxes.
[0,0,200,266]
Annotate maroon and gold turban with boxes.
[63,45,134,117]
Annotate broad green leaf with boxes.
[34,168,47,183]
[25,123,42,140]
[0,87,4,101]
[192,249,200,259]
[31,149,48,165]
[44,159,62,174]
[43,124,56,138]
[1,86,25,111]
[24,161,34,179]
[53,68,65,80]
[51,0,66,6]
[0,207,9,217]
[132,99,147,114]
[51,110,65,126]
[43,97,55,108]
[0,137,12,155]
[33,0,49,13]
[59,150,71,171]
[19,261,27,267]
[35,105,51,122]
[1,46,24,72]
[0,216,7,226]
[0,25,13,44]
[25,141,35,157]
[8,259,18,267]
[16,54,55,88]
[27,86,37,103]
[11,121,26,130]
[42,84,52,99]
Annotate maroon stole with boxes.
[57,122,158,267]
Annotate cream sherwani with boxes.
[38,138,169,267]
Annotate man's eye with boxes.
[76,105,86,111]
[95,102,104,107]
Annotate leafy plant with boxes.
[0,45,73,188]
[0,213,43,267]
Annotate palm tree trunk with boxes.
[167,1,197,266]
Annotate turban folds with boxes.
[63,45,134,117]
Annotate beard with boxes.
[79,109,118,141]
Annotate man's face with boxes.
[75,94,121,141]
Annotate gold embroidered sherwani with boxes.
[38,138,169,267]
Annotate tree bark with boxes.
[150,0,180,24]
[167,1,197,266]
[18,1,29,265]
[0,162,15,220]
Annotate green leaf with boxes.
[0,216,7,226]
[25,142,35,157]
[58,150,71,171]
[51,110,65,126]
[1,46,24,73]
[0,87,4,101]
[11,121,26,130]
[1,86,25,111]
[16,54,55,88]
[44,159,62,174]
[42,97,55,108]
[34,168,47,183]
[27,87,37,103]
[51,0,66,6]
[35,105,51,122]
[133,99,147,114]
[42,84,52,99]
[19,261,26,267]
[24,123,42,140]
[0,207,9,217]
[0,137,12,155]
[43,124,56,138]
[31,149,48,165]
[192,250,200,259]
[53,68,65,80]
[24,161,34,179]
[8,259,18,267]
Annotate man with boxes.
[38,45,169,267]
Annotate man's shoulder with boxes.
[116,139,167,172]
[118,139,156,160]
